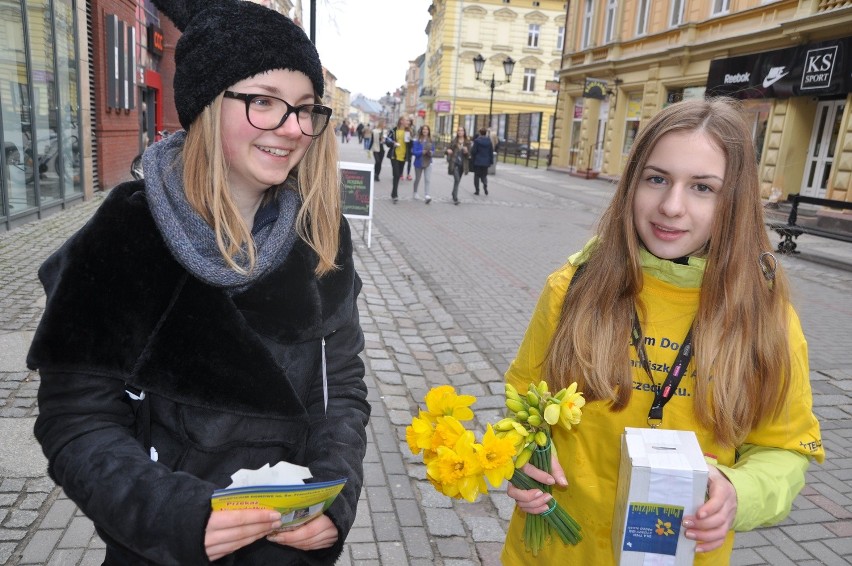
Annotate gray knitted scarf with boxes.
[143,131,300,293]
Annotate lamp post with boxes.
[384,91,400,125]
[472,54,515,131]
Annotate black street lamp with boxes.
[384,91,400,124]
[473,54,515,130]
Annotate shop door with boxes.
[801,100,844,198]
[593,100,609,171]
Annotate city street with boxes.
[0,137,850,565]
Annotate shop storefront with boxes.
[1,0,83,231]
[705,36,852,200]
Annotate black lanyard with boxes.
[631,310,694,428]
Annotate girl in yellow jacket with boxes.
[502,98,823,565]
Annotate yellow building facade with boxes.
[550,0,852,205]
[421,0,567,148]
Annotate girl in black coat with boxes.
[28,1,370,564]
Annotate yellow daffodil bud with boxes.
[511,421,529,436]
[543,403,561,426]
[494,418,516,432]
[515,410,529,422]
[527,414,542,427]
[515,445,534,468]
[527,406,541,417]
[526,391,540,407]
[535,431,548,447]
[505,383,518,397]
[537,380,549,395]
[506,399,525,413]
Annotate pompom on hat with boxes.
[151,0,324,130]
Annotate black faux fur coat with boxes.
[28,182,370,565]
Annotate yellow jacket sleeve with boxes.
[717,444,810,531]
[720,307,823,531]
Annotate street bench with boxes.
[767,193,852,254]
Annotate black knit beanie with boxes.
[151,0,324,130]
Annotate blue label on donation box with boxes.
[622,502,684,556]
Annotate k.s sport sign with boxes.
[706,36,851,99]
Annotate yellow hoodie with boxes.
[501,248,824,566]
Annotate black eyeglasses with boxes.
[223,91,333,137]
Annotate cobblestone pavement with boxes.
[0,139,850,565]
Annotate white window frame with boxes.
[604,0,618,43]
[712,0,730,15]
[670,0,685,27]
[523,68,536,92]
[636,0,650,36]
[556,26,565,51]
[581,0,593,49]
[528,24,540,48]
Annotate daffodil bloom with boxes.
[426,431,486,502]
[405,412,435,455]
[431,415,467,451]
[558,382,586,429]
[475,424,517,487]
[495,427,527,450]
[424,385,476,422]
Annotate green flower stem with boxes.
[510,468,582,546]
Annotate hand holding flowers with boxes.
[406,381,585,556]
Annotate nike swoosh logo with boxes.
[763,72,789,88]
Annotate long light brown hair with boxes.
[545,98,791,447]
[183,93,341,276]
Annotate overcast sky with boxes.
[307,0,433,101]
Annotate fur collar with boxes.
[27,182,357,416]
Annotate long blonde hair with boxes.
[545,98,791,447]
[183,93,341,276]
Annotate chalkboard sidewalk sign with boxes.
[339,161,374,247]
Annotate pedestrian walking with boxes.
[356,122,364,143]
[27,1,370,564]
[412,125,435,204]
[385,116,409,203]
[404,120,414,181]
[444,126,471,205]
[340,119,350,143]
[371,121,386,182]
[470,127,494,196]
[362,123,373,153]
[501,98,823,565]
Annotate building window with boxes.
[581,0,593,49]
[712,0,730,14]
[636,0,650,35]
[604,0,618,43]
[623,93,642,155]
[528,24,540,48]
[523,68,536,92]
[670,0,685,27]
[556,26,565,51]
[570,103,583,166]
[665,85,706,107]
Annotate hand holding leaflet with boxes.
[211,462,346,531]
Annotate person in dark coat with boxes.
[470,127,494,196]
[445,126,471,205]
[28,1,370,564]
